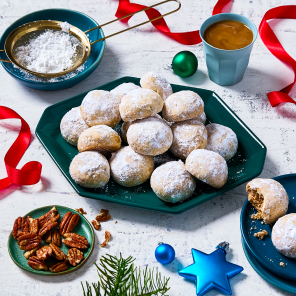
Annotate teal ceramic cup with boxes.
[200,13,258,86]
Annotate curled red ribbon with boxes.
[0,106,42,191]
[115,0,231,45]
[259,6,296,107]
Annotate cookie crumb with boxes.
[115,221,118,224]
[251,212,263,220]
[254,230,268,240]
[280,262,286,268]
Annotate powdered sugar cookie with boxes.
[127,116,173,156]
[170,119,207,159]
[110,82,141,100]
[121,114,169,143]
[110,146,154,187]
[140,72,172,100]
[246,178,289,224]
[206,123,238,161]
[119,88,164,122]
[185,149,228,188]
[60,107,89,146]
[69,151,110,188]
[78,125,121,155]
[162,91,204,122]
[151,160,196,203]
[272,214,296,258]
[80,90,121,128]
[192,112,206,124]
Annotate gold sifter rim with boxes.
[0,0,181,78]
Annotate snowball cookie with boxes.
[246,178,289,224]
[121,114,169,144]
[78,125,121,155]
[151,160,196,203]
[185,149,228,188]
[162,91,204,122]
[272,214,296,258]
[110,146,154,187]
[140,72,172,100]
[127,116,173,156]
[119,88,164,122]
[192,111,206,124]
[60,107,89,146]
[69,151,110,188]
[80,90,121,128]
[110,82,141,100]
[205,123,238,161]
[170,119,207,159]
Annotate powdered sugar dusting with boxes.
[162,90,204,122]
[151,160,196,203]
[110,82,141,100]
[185,149,228,188]
[81,90,121,127]
[170,119,207,159]
[127,116,173,156]
[15,30,80,74]
[272,214,296,258]
[60,107,89,146]
[110,146,154,187]
[140,72,172,100]
[206,123,238,161]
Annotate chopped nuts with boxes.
[100,230,111,247]
[96,209,111,222]
[280,262,286,268]
[75,208,86,215]
[91,220,101,230]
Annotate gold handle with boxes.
[85,0,181,45]
[0,49,11,63]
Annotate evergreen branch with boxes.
[81,254,170,296]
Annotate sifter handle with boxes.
[0,50,11,63]
[86,0,181,46]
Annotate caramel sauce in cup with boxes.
[203,20,253,50]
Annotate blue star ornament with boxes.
[178,242,243,296]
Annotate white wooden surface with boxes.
[1,0,296,295]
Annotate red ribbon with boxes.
[115,0,231,45]
[0,106,42,191]
[259,6,296,107]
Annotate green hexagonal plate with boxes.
[36,77,267,214]
[8,205,94,275]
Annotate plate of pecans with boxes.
[8,205,94,275]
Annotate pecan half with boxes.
[36,246,53,261]
[24,247,38,259]
[38,221,58,237]
[12,217,29,239]
[28,256,48,271]
[27,216,39,234]
[100,230,111,247]
[60,212,80,236]
[44,231,52,244]
[39,206,60,228]
[17,233,42,251]
[49,243,67,261]
[49,261,68,273]
[62,233,89,249]
[75,208,86,215]
[91,220,101,230]
[96,209,111,222]
[52,230,61,246]
[68,248,84,266]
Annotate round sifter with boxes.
[0,0,180,78]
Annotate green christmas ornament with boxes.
[172,51,198,78]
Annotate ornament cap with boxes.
[217,241,229,253]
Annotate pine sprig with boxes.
[81,254,170,296]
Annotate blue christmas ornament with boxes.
[178,242,243,296]
[155,243,175,265]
